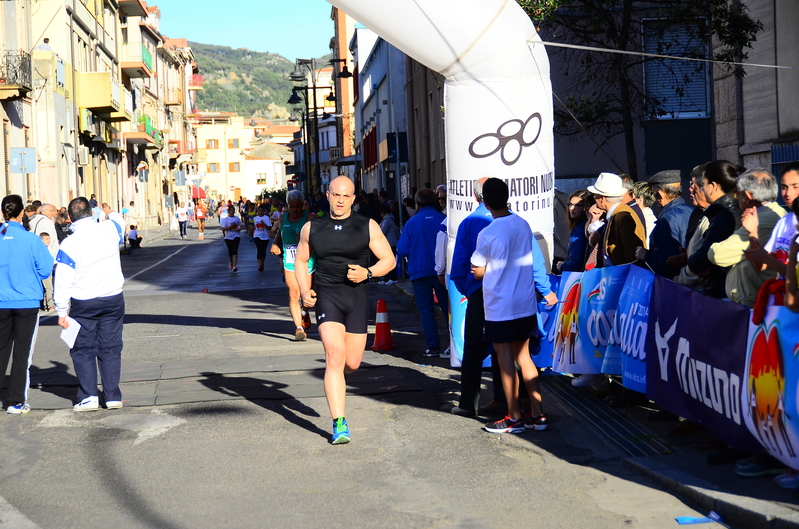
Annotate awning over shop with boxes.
[191,185,207,199]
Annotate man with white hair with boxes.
[588,172,646,266]
[709,168,785,307]
[29,203,59,310]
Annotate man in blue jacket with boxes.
[449,178,501,415]
[635,170,693,278]
[397,188,448,356]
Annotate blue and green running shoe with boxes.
[332,417,350,444]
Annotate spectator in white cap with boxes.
[588,172,646,266]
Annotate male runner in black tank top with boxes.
[294,176,395,444]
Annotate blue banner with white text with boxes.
[645,276,763,453]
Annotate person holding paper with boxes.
[54,197,125,412]
[0,194,55,414]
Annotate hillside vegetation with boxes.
[190,42,295,119]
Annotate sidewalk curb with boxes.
[625,456,799,529]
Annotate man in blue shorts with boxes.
[294,176,395,444]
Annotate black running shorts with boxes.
[314,287,369,334]
[484,314,538,344]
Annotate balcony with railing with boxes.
[0,50,32,98]
[165,88,183,106]
[107,86,132,123]
[120,43,153,78]
[75,72,121,114]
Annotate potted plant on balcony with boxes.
[136,114,147,133]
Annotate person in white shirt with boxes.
[252,205,272,272]
[101,203,125,241]
[175,202,189,239]
[55,197,125,412]
[29,203,59,310]
[219,205,242,272]
[471,178,557,435]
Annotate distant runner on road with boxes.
[271,190,316,341]
[294,176,395,444]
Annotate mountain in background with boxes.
[190,42,296,119]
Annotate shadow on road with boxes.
[197,372,328,441]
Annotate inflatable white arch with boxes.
[327,0,554,243]
[328,0,555,363]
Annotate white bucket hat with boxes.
[587,172,625,197]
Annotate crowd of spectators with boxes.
[551,162,799,484]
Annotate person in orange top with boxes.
[195,200,208,240]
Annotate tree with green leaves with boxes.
[518,0,761,180]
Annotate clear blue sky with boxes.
[154,0,334,60]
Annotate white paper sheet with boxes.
[59,317,81,349]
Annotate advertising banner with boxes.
[550,271,585,373]
[532,274,560,369]
[604,266,654,393]
[575,266,629,375]
[646,277,763,453]
[744,306,799,468]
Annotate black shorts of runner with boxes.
[224,238,240,257]
[315,287,369,334]
[485,314,537,344]
[254,238,270,260]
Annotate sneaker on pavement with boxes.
[295,327,307,341]
[523,411,548,431]
[439,347,451,359]
[775,470,799,489]
[735,455,786,477]
[423,348,440,357]
[385,280,397,285]
[450,406,476,417]
[106,401,123,410]
[332,417,350,444]
[485,415,524,434]
[74,396,100,412]
[571,374,604,387]
[232,267,238,272]
[6,402,31,415]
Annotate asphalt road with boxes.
[0,220,713,529]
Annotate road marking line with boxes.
[125,246,188,283]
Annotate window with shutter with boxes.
[643,20,709,120]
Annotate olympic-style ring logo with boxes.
[468,113,543,166]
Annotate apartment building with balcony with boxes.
[193,113,298,201]
[28,0,196,227]
[0,0,34,199]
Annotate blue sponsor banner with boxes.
[550,271,585,373]
[645,276,763,453]
[572,266,629,374]
[532,274,560,368]
[447,276,468,367]
[744,306,799,468]
[604,265,654,392]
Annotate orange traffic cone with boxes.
[371,299,396,351]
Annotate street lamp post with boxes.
[289,105,311,191]
[289,58,328,193]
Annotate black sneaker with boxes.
[485,416,524,434]
[423,348,440,357]
[524,411,548,431]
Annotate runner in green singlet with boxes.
[271,190,316,340]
